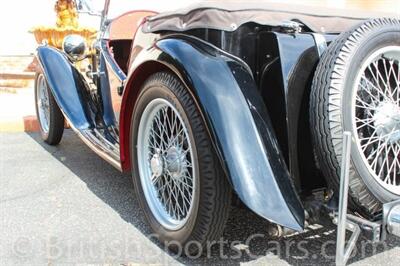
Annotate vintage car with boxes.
[35,0,400,255]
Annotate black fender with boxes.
[36,46,93,130]
[125,35,305,231]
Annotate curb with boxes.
[0,115,71,133]
[0,116,39,132]
[0,72,35,80]
[0,116,71,133]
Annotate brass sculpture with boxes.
[31,0,96,48]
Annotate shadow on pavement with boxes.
[28,130,400,265]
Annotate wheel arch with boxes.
[120,59,227,173]
[119,35,305,231]
[36,45,93,130]
[119,60,171,172]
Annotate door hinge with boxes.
[117,84,124,95]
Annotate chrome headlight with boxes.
[62,34,87,61]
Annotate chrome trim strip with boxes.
[78,128,122,171]
[161,33,254,79]
[64,115,122,171]
[310,33,327,57]
[100,40,126,82]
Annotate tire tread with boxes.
[139,72,231,252]
[310,18,400,217]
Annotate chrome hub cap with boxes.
[36,74,50,133]
[165,146,187,179]
[137,98,196,230]
[353,46,400,194]
[373,102,400,143]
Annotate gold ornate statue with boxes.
[55,0,79,29]
[31,0,97,48]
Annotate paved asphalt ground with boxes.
[1,130,400,265]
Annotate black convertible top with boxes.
[143,1,398,33]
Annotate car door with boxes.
[100,10,156,126]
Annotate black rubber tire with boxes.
[310,18,400,218]
[130,72,232,254]
[34,70,64,145]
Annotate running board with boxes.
[75,127,121,171]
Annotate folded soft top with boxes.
[143,1,398,34]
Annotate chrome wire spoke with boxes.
[355,95,377,111]
[138,98,196,230]
[165,167,192,219]
[382,59,399,102]
[360,76,388,103]
[36,74,50,133]
[164,175,181,219]
[397,59,400,105]
[353,47,400,194]
[376,61,395,101]
[384,145,400,184]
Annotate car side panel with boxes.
[36,46,93,130]
[121,35,305,231]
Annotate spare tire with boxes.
[310,18,400,218]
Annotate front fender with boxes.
[125,36,304,231]
[36,46,92,130]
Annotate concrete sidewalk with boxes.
[0,54,39,132]
[0,87,39,132]
[1,131,400,265]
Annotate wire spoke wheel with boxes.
[34,70,64,145]
[137,98,196,230]
[310,18,400,216]
[36,74,50,134]
[353,46,400,195]
[132,72,231,251]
